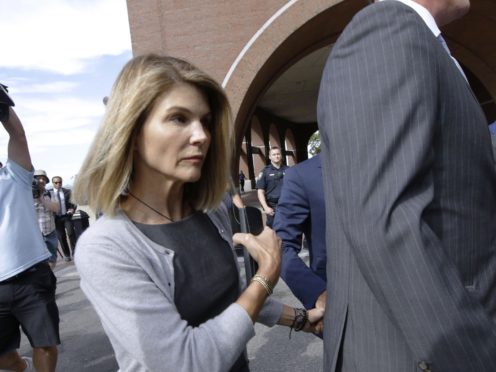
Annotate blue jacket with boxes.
[273,154,326,309]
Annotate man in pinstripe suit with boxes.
[317,0,496,371]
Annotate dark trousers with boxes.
[266,201,278,228]
[0,262,60,353]
[55,215,76,257]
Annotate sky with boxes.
[0,0,133,187]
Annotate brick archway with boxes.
[223,0,363,165]
[223,0,496,172]
[284,129,297,166]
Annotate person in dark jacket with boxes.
[51,176,77,261]
[274,154,326,312]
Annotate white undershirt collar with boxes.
[378,0,441,37]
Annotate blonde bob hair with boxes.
[73,54,232,216]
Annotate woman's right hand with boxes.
[233,227,282,286]
[234,227,282,322]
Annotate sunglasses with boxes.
[53,181,62,184]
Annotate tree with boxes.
[307,130,321,157]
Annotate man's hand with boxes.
[303,307,325,334]
[257,189,275,216]
[316,290,327,310]
[309,291,327,336]
[263,206,275,216]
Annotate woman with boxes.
[73,55,323,372]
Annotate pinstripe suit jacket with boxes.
[317,2,496,371]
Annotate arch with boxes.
[239,137,249,179]
[284,129,297,166]
[223,0,364,160]
[268,123,281,150]
[452,41,496,101]
[250,116,265,177]
[224,0,496,166]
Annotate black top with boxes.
[134,211,249,371]
[256,163,288,203]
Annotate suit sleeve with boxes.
[66,189,77,210]
[317,3,496,370]
[274,167,326,309]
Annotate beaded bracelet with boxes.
[250,274,274,296]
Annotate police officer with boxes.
[256,146,288,227]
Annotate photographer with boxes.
[0,86,59,372]
[33,170,60,270]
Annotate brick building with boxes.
[127,0,496,187]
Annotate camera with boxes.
[32,178,43,199]
[0,83,15,122]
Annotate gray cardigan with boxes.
[75,205,283,372]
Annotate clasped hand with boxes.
[304,307,325,334]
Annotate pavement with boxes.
[15,190,323,371]
[18,261,119,371]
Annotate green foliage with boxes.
[307,131,321,156]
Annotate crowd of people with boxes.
[32,172,78,266]
[1,0,496,371]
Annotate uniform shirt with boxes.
[0,160,50,281]
[256,163,289,203]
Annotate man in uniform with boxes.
[256,146,288,227]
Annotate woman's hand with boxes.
[233,227,282,286]
[303,307,325,334]
[234,228,281,322]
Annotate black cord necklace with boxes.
[127,191,174,223]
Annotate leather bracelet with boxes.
[293,308,308,332]
[250,274,274,296]
[289,307,308,339]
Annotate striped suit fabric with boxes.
[317,1,496,371]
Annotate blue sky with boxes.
[0,0,132,186]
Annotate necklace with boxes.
[127,191,174,223]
